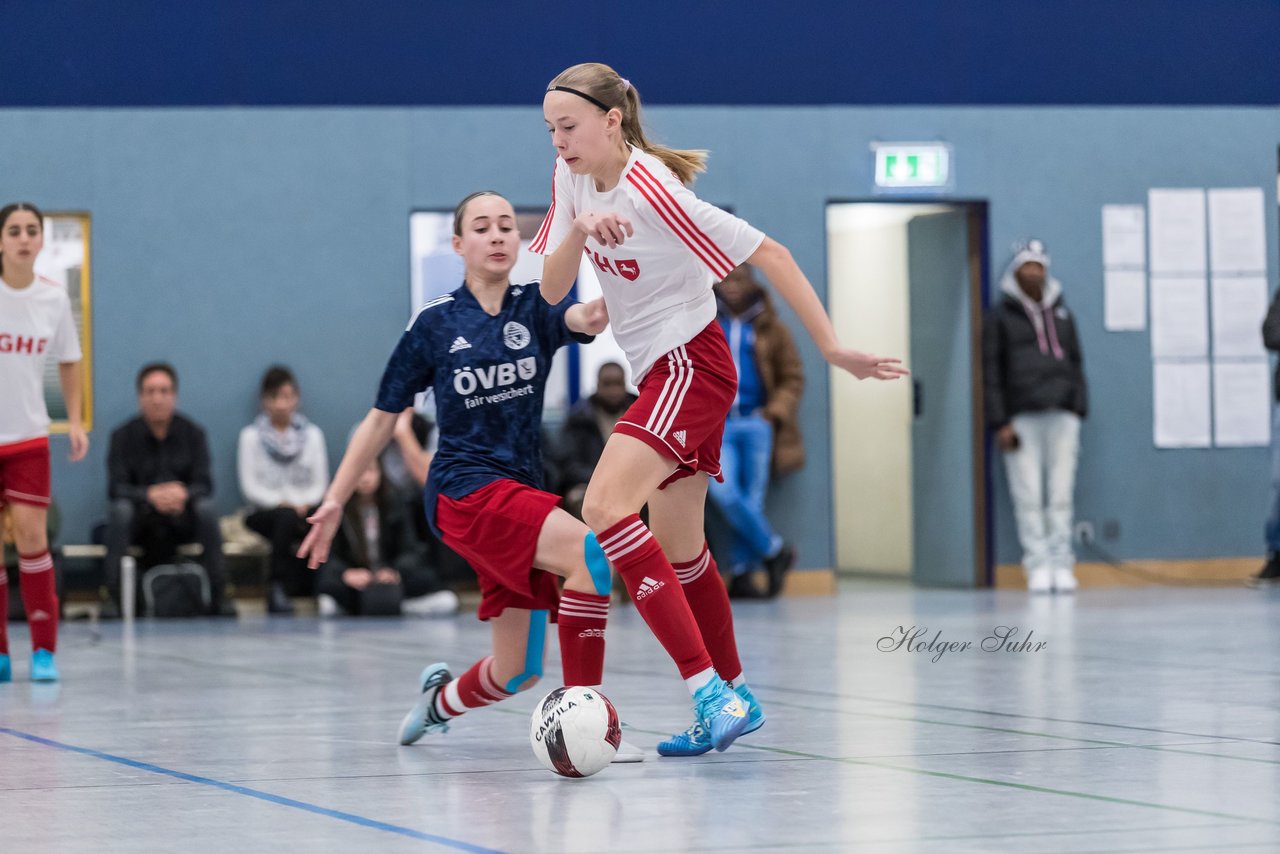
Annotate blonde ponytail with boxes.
[547,63,707,185]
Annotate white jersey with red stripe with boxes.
[529,146,764,381]
[0,274,82,446]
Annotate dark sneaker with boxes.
[266,583,295,615]
[763,543,796,598]
[727,572,768,600]
[1249,555,1280,587]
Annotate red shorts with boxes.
[434,479,562,622]
[615,321,737,489]
[0,437,52,509]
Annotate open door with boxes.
[907,210,983,586]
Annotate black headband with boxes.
[547,85,612,113]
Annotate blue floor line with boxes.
[0,726,506,853]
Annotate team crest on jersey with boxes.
[586,249,640,281]
[503,322,531,350]
[517,357,537,380]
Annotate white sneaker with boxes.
[611,739,645,763]
[1026,569,1053,594]
[317,594,341,617]
[1052,568,1078,593]
[403,590,460,617]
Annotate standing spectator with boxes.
[315,458,458,617]
[105,362,232,617]
[707,265,804,598]
[983,240,1088,594]
[556,362,637,520]
[238,366,328,614]
[1254,287,1280,584]
[0,201,88,681]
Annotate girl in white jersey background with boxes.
[534,63,909,755]
[0,202,89,684]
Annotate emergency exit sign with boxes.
[873,143,952,189]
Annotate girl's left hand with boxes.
[827,348,910,381]
[68,424,89,462]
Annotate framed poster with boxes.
[33,212,93,432]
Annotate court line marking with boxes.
[0,727,505,853]
[589,716,1280,826]
[599,662,1280,750]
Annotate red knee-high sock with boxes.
[558,590,609,686]
[597,515,713,681]
[434,656,514,719]
[18,550,57,653]
[673,544,743,684]
[0,569,9,655]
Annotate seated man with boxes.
[104,363,232,616]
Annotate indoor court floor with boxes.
[3,578,1279,853]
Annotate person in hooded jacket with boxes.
[983,240,1088,594]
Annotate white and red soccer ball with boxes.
[529,686,621,778]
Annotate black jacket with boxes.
[554,394,638,493]
[107,413,213,503]
[1263,288,1280,400]
[983,292,1088,428]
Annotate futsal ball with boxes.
[530,686,621,778]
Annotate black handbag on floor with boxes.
[143,562,210,617]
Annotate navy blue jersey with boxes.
[375,281,590,532]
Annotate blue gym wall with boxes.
[3,106,1277,570]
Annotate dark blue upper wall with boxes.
[11,1,1280,107]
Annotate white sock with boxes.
[726,672,746,691]
[685,667,717,695]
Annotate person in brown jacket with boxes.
[709,265,805,598]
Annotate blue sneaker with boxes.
[658,683,764,756]
[735,683,766,735]
[397,662,452,745]
[692,676,749,752]
[0,653,11,683]
[31,649,59,683]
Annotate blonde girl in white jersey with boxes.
[533,63,908,755]
[0,202,88,684]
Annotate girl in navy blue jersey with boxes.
[299,191,746,752]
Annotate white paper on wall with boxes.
[1213,360,1272,447]
[1104,269,1147,331]
[1149,189,1207,275]
[1150,276,1208,358]
[1208,188,1267,275]
[1211,276,1269,358]
[1102,204,1146,269]
[1153,360,1211,448]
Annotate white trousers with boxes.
[1002,411,1081,574]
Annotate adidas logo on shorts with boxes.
[449,336,471,353]
[673,429,687,447]
[635,576,665,600]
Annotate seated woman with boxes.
[315,458,458,617]
[238,365,329,614]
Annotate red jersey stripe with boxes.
[530,166,557,253]
[627,171,730,278]
[632,162,736,272]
